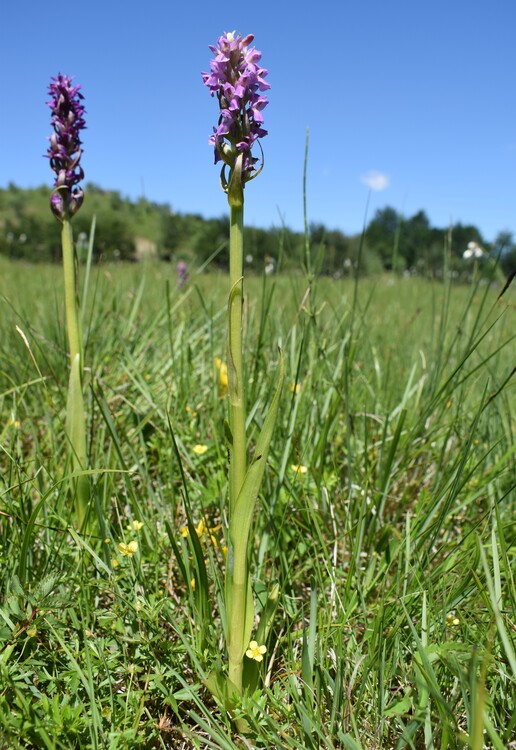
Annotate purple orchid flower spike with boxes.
[176,260,189,288]
[200,33,283,718]
[46,74,86,221]
[202,32,269,198]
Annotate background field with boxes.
[0,258,514,749]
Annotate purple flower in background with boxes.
[46,74,86,220]
[176,260,189,287]
[202,32,269,186]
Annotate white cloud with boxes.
[361,171,389,191]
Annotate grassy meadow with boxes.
[0,255,515,749]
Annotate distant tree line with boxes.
[1,183,514,277]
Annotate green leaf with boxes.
[384,694,412,717]
[226,350,284,669]
[230,349,284,554]
[225,567,255,662]
[255,582,280,645]
[204,669,240,710]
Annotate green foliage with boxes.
[0,253,514,747]
[2,184,514,278]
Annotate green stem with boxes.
[61,216,89,528]
[228,580,246,694]
[226,188,248,695]
[303,128,312,278]
[228,201,247,513]
[62,218,82,365]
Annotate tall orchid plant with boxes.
[202,32,283,710]
[46,74,89,528]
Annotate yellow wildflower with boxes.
[190,578,196,591]
[182,518,206,538]
[193,444,208,455]
[291,464,308,475]
[246,640,267,662]
[290,383,300,394]
[27,627,37,638]
[214,357,228,396]
[181,519,220,541]
[446,613,460,627]
[117,540,138,556]
[127,520,144,531]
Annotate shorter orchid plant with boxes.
[46,74,89,528]
[202,32,283,722]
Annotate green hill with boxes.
[1,183,514,277]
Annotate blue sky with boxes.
[2,0,515,242]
